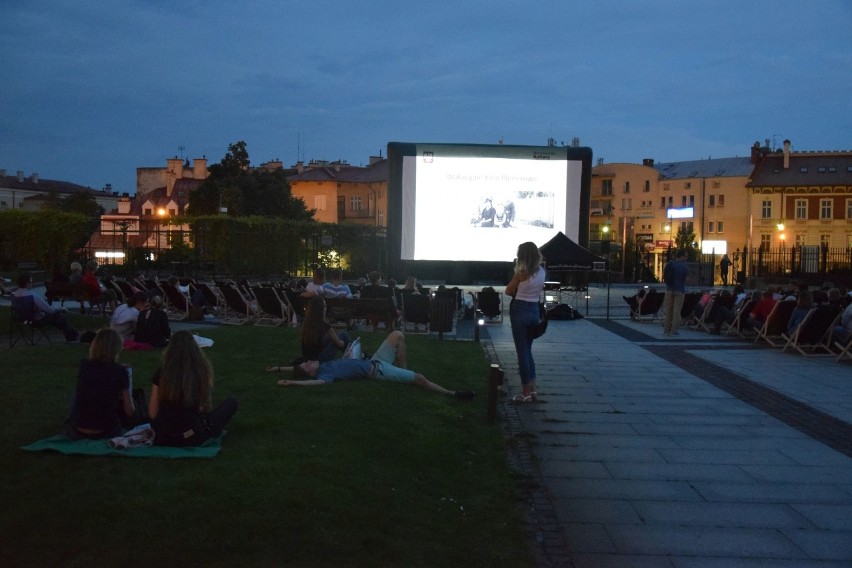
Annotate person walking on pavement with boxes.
[662,249,689,336]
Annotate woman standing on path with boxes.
[505,241,546,403]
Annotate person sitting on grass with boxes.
[110,291,148,341]
[133,294,171,347]
[148,331,238,447]
[275,330,475,400]
[64,328,135,440]
[300,296,349,362]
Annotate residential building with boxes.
[288,157,388,227]
[0,168,119,213]
[747,139,852,250]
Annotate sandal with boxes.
[511,394,532,403]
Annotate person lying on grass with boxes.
[274,330,475,400]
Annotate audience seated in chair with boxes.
[134,295,171,347]
[787,290,815,335]
[82,260,118,312]
[110,292,149,342]
[12,273,79,343]
[323,268,353,299]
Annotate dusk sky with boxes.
[2,1,850,194]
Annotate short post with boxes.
[487,363,502,423]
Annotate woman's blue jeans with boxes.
[510,299,539,385]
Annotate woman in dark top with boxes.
[148,331,237,447]
[134,294,171,347]
[67,328,134,439]
[300,297,349,362]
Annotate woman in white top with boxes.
[504,241,546,402]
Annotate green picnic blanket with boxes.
[22,434,222,458]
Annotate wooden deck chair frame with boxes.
[218,284,256,325]
[158,282,191,321]
[781,306,841,356]
[631,291,664,322]
[723,299,758,337]
[834,333,852,362]
[686,293,717,331]
[197,283,225,314]
[754,300,797,347]
[251,285,289,327]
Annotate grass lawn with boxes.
[1,311,533,567]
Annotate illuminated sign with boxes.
[666,207,693,219]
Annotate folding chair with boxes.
[754,301,797,347]
[475,290,503,324]
[218,283,257,325]
[835,334,852,362]
[9,296,52,347]
[400,293,431,333]
[630,291,664,322]
[781,306,840,356]
[251,285,289,327]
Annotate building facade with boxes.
[0,168,119,213]
[287,157,388,227]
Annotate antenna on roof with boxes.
[178,145,185,159]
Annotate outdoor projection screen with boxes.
[386,142,592,267]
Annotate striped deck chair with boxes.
[631,291,664,322]
[723,299,758,337]
[159,282,191,321]
[835,333,852,362]
[251,285,289,327]
[754,300,797,347]
[218,283,256,325]
[781,305,841,356]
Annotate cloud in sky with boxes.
[1,0,850,193]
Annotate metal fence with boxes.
[698,246,852,288]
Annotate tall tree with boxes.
[674,224,699,261]
[188,141,313,220]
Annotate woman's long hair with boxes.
[158,330,213,412]
[515,241,543,276]
[300,297,328,351]
[89,328,123,363]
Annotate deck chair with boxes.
[630,291,664,322]
[431,290,458,338]
[781,306,841,356]
[698,293,735,333]
[723,299,758,337]
[834,333,852,362]
[280,288,306,325]
[400,293,431,333]
[251,285,289,327]
[196,282,225,314]
[475,290,503,324]
[218,283,257,325]
[679,292,702,325]
[10,296,52,347]
[158,282,191,320]
[115,280,139,301]
[754,300,797,347]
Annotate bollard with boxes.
[487,363,501,423]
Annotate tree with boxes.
[674,224,699,261]
[188,141,313,220]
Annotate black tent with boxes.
[539,232,605,272]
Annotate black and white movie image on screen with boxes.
[405,155,569,262]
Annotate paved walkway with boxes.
[484,288,852,567]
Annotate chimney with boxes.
[642,158,654,167]
[783,139,791,169]
[118,197,131,214]
[369,155,383,165]
[31,172,39,183]
[297,161,304,174]
[193,158,208,180]
[17,170,24,182]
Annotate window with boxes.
[663,183,670,190]
[795,234,806,246]
[708,195,716,207]
[795,199,807,219]
[847,198,852,219]
[820,198,832,219]
[350,195,362,211]
[624,181,630,194]
[660,197,666,208]
[144,208,152,216]
[760,234,771,249]
[761,200,772,219]
[378,209,384,226]
[644,180,650,192]
[681,195,687,207]
[800,167,808,173]
[820,234,831,247]
[667,196,673,207]
[168,208,176,216]
[708,221,715,233]
[314,195,327,210]
[717,221,724,233]
[718,194,725,207]
[601,180,613,196]
[818,167,826,173]
[685,182,692,189]
[828,166,836,173]
[689,195,695,207]
[712,181,721,188]
[0,200,6,209]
